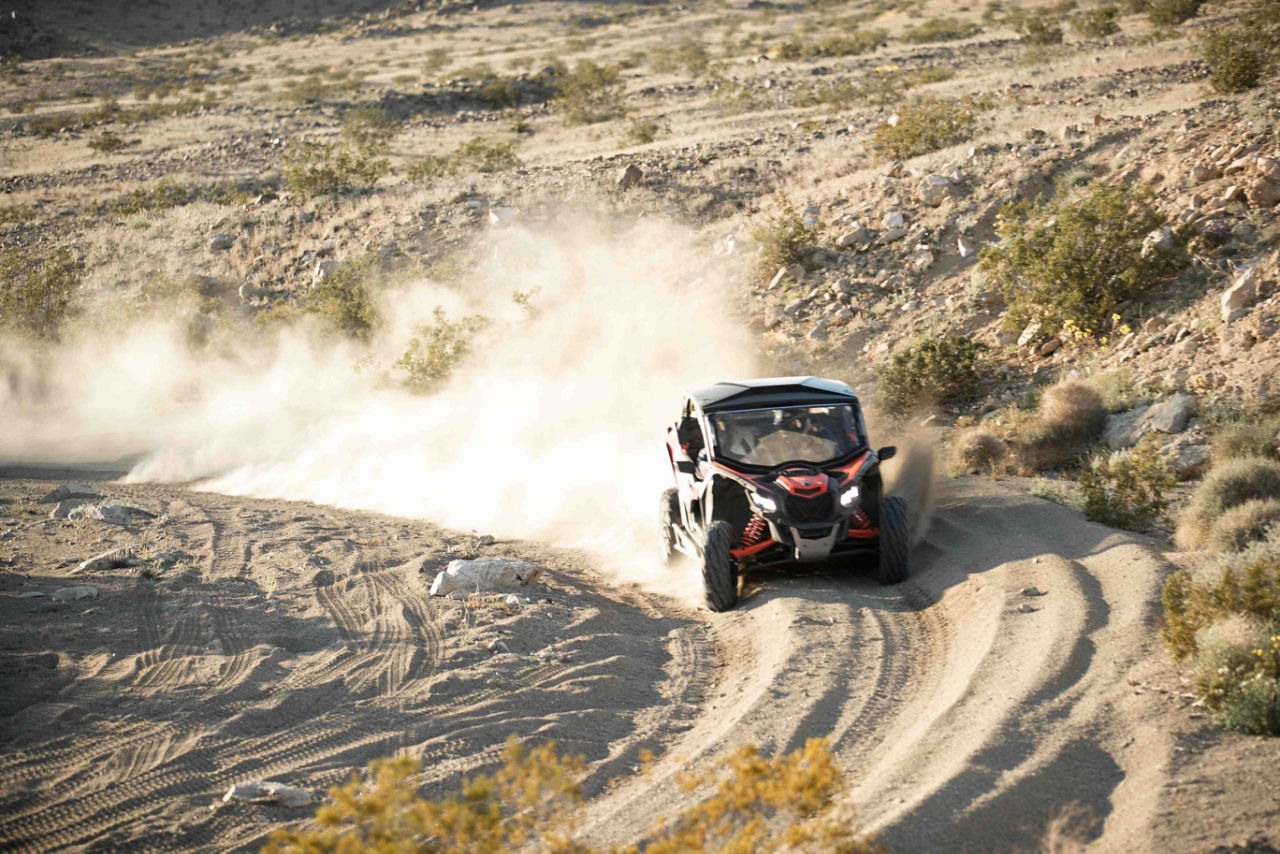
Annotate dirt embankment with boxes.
[3,471,1277,851]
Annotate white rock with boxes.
[223,781,312,808]
[1017,321,1042,348]
[957,236,978,258]
[488,207,516,224]
[67,502,150,526]
[918,175,953,206]
[1221,266,1258,322]
[75,547,140,574]
[1141,226,1176,257]
[877,226,907,245]
[38,483,99,504]
[836,225,870,249]
[882,211,905,228]
[429,558,544,596]
[51,586,97,603]
[312,260,338,288]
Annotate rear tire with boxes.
[702,521,738,612]
[660,487,679,566]
[877,495,910,585]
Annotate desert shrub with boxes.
[1207,499,1280,553]
[1194,0,1280,94]
[1212,415,1280,463]
[28,112,79,137]
[1146,0,1203,26]
[406,136,520,181]
[107,178,251,215]
[1019,378,1106,471]
[877,336,991,416]
[340,105,401,148]
[424,47,451,73]
[1012,12,1065,44]
[752,197,816,282]
[797,67,952,110]
[87,132,126,153]
[869,94,990,160]
[951,427,1007,474]
[650,40,712,74]
[624,117,665,145]
[901,17,981,43]
[1071,5,1120,37]
[395,307,488,392]
[305,258,378,340]
[267,736,875,852]
[980,183,1184,338]
[1078,433,1174,532]
[283,140,389,198]
[552,60,624,124]
[777,29,886,59]
[1092,368,1157,413]
[0,247,82,340]
[1177,457,1280,549]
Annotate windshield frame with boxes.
[704,403,867,471]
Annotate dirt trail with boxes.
[2,473,1278,851]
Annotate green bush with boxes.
[1078,433,1174,532]
[406,136,521,181]
[901,17,981,43]
[1194,0,1280,94]
[305,258,378,340]
[265,736,876,852]
[751,196,816,280]
[1212,414,1280,463]
[877,336,991,416]
[1147,0,1203,26]
[0,247,82,340]
[552,60,624,125]
[340,105,402,148]
[283,140,389,198]
[87,132,126,153]
[1071,5,1120,37]
[1177,457,1280,549]
[395,307,488,392]
[1208,499,1280,553]
[980,183,1184,338]
[869,94,990,160]
[777,29,885,59]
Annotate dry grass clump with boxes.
[1018,379,1106,471]
[1207,499,1280,554]
[1176,457,1280,550]
[950,428,1006,475]
[1212,415,1280,463]
[266,736,877,852]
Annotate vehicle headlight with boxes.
[840,484,860,508]
[750,493,778,513]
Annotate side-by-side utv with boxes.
[661,376,909,611]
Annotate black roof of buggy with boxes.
[689,376,858,414]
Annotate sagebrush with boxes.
[869,95,990,160]
[877,336,990,416]
[1078,434,1174,533]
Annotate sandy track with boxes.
[3,473,1278,851]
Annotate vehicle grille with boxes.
[785,491,836,523]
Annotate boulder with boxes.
[1102,404,1151,449]
[918,175,953,206]
[1163,435,1210,481]
[51,586,97,603]
[618,164,643,189]
[223,781,312,808]
[38,483,99,504]
[1144,392,1197,434]
[429,558,544,597]
[1221,266,1259,322]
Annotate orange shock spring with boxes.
[742,515,768,546]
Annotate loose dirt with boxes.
[3,470,1277,851]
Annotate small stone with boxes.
[1017,603,1035,613]
[836,225,870,249]
[210,232,235,251]
[312,260,338,288]
[224,782,312,808]
[75,547,139,574]
[1021,586,1045,597]
[488,207,516,225]
[882,211,905,229]
[1221,267,1259,322]
[1017,321,1042,348]
[18,591,45,599]
[477,534,495,546]
[918,175,953,207]
[877,226,907,245]
[957,236,978,258]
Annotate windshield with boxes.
[710,405,863,468]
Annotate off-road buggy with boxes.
[661,376,909,611]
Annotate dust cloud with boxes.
[0,217,756,599]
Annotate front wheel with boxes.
[702,521,738,612]
[876,495,910,585]
[660,488,679,566]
